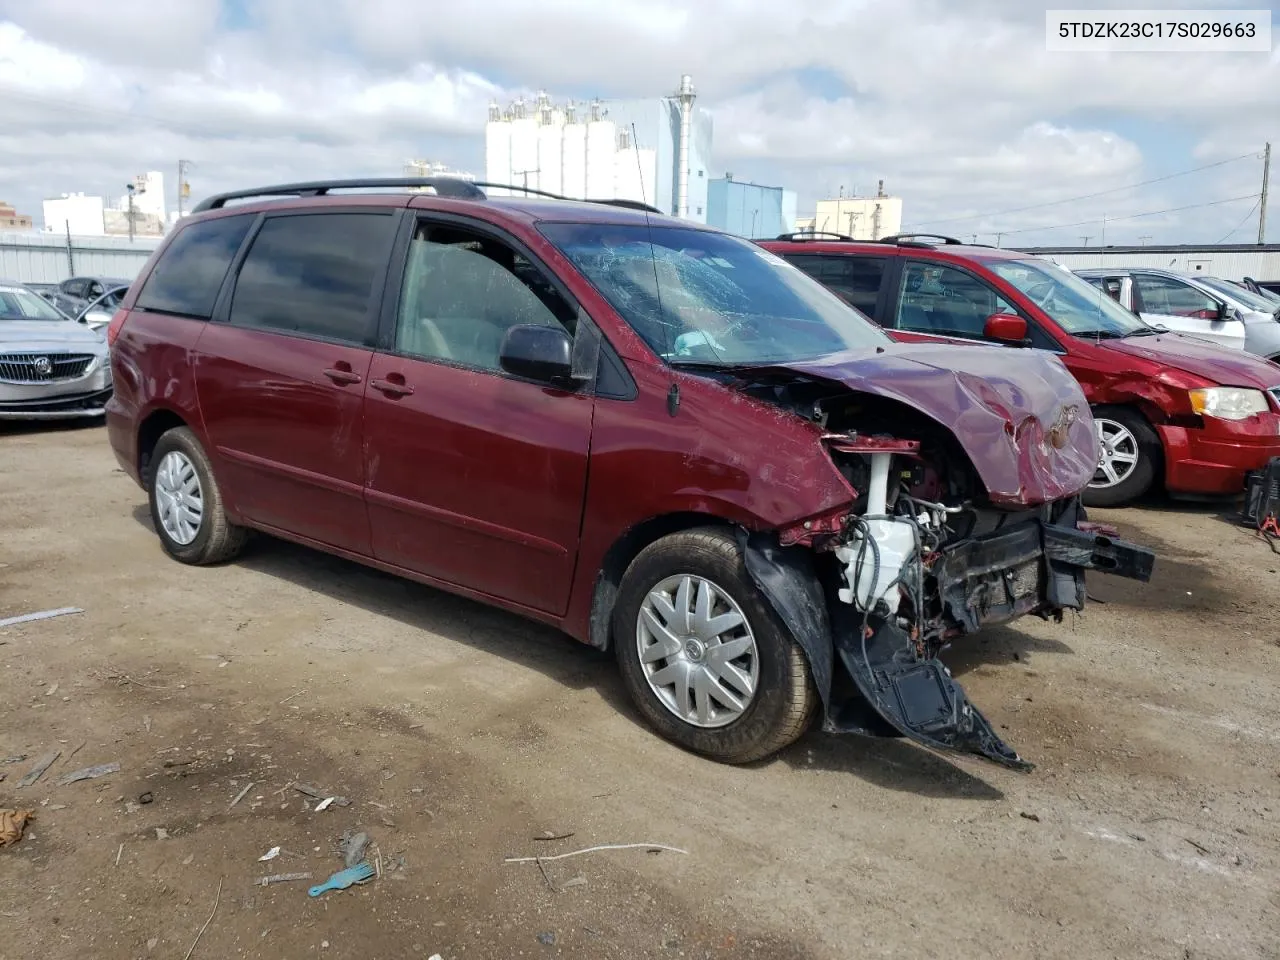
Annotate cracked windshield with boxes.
[541,222,889,364]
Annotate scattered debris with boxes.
[163,759,196,769]
[380,769,395,781]
[258,872,311,886]
[259,847,281,862]
[279,689,306,705]
[57,762,120,785]
[1020,812,1041,822]
[63,741,86,765]
[536,932,557,946]
[0,809,36,847]
[147,937,158,952]
[116,843,124,866]
[505,842,689,864]
[1,755,28,764]
[143,715,152,733]
[292,782,349,805]
[308,861,375,897]
[1185,838,1212,856]
[181,876,222,960]
[155,828,169,840]
[314,797,335,813]
[0,773,5,784]
[139,792,154,805]
[229,782,255,810]
[45,804,66,811]
[561,876,588,889]
[341,831,370,868]
[16,751,61,788]
[45,683,59,697]
[0,607,84,628]
[534,831,576,842]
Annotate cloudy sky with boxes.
[1,0,1277,246]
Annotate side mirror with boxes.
[499,324,575,385]
[83,310,112,329]
[983,312,1029,345]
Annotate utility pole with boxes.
[126,183,136,242]
[993,232,1005,248]
[1080,235,1092,246]
[1100,213,1107,247]
[177,159,190,218]
[1259,141,1271,244]
[1139,235,1152,246]
[64,220,74,275]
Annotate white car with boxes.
[1075,267,1280,361]
[0,282,113,420]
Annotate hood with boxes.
[0,320,107,350]
[778,342,1096,507]
[1105,333,1280,389]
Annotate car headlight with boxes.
[1188,387,1269,420]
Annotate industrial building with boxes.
[484,75,712,222]
[1017,243,1280,288]
[42,171,169,238]
[0,201,33,230]
[794,183,904,241]
[706,175,797,238]
[404,159,477,185]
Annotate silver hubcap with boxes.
[1091,418,1140,488]
[636,574,758,729]
[155,451,203,545]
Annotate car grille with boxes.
[0,352,96,383]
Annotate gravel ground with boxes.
[2,420,1278,960]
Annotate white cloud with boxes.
[0,0,1276,245]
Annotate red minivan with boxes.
[761,234,1280,506]
[105,180,1152,770]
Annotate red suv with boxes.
[761,233,1280,506]
[105,180,1152,770]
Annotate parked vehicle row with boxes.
[103,177,1153,771]
[759,233,1280,507]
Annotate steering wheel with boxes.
[1023,280,1057,313]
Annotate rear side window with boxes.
[229,213,395,344]
[784,255,886,315]
[136,214,254,319]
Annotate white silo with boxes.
[484,100,511,195]
[585,100,616,199]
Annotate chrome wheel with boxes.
[1091,417,1140,488]
[636,574,758,729]
[155,450,203,545]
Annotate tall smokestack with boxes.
[676,74,695,219]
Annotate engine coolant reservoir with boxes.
[835,517,917,614]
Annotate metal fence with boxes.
[0,230,161,284]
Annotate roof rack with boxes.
[192,177,665,216]
[877,233,967,247]
[773,231,856,241]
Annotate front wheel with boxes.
[613,527,818,764]
[1082,406,1160,508]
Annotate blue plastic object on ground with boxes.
[308,861,374,897]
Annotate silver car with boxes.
[1076,267,1280,362]
[0,281,113,420]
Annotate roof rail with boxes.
[193,177,667,217]
[877,233,968,247]
[192,177,486,212]
[773,231,856,241]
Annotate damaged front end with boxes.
[731,358,1155,770]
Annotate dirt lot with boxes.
[2,421,1278,960]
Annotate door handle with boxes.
[323,367,363,385]
[371,377,414,397]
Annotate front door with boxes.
[363,217,595,615]
[194,209,399,554]
[1130,272,1247,350]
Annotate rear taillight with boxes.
[106,308,129,347]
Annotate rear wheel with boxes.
[1083,406,1160,508]
[148,427,248,564]
[613,527,818,764]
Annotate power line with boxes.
[1216,199,1261,243]
[906,151,1262,229]
[996,193,1261,238]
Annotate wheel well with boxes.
[137,409,187,490]
[587,512,735,651]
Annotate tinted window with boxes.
[1134,274,1219,318]
[230,213,394,343]
[892,262,1015,338]
[785,255,886,315]
[540,223,888,366]
[396,221,575,372]
[136,214,254,319]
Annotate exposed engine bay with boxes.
[730,370,1156,769]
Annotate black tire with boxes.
[148,426,248,564]
[1083,405,1160,508]
[613,527,818,764]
